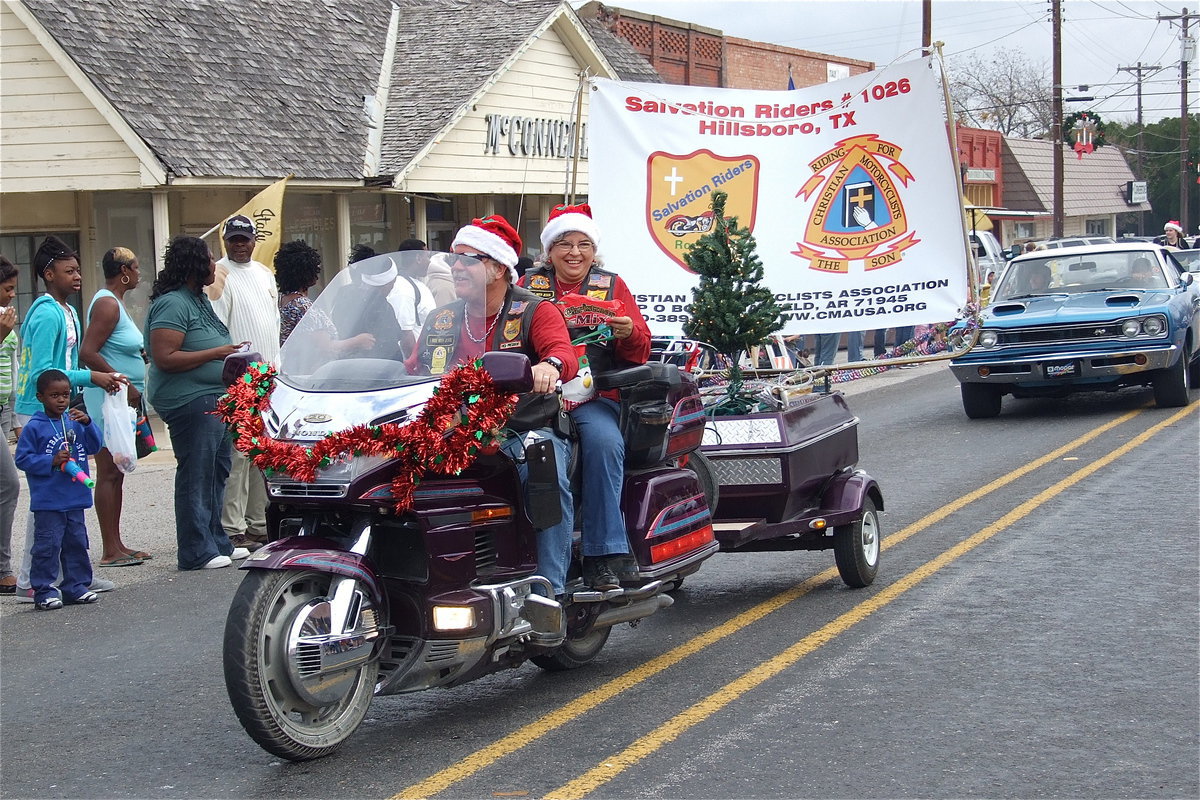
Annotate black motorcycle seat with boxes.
[593,364,654,391]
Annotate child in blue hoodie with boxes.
[14,369,103,610]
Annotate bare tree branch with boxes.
[948,50,1052,138]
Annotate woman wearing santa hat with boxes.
[1155,220,1187,248]
[521,203,651,592]
[407,215,578,597]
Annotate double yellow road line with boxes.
[397,403,1196,800]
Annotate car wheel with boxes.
[961,383,1002,418]
[1152,345,1193,408]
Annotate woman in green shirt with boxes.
[145,236,246,571]
[0,256,19,592]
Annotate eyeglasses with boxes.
[552,240,594,253]
[451,252,493,265]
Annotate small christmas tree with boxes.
[682,190,784,414]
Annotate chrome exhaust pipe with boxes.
[593,594,673,628]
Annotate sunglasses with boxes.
[450,252,494,266]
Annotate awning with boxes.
[963,201,993,232]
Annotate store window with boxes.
[1013,221,1035,240]
[93,191,154,328]
[1085,218,1110,236]
[285,194,338,268]
[349,193,395,255]
[0,232,82,323]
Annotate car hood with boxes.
[985,291,1174,326]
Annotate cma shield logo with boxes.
[647,150,759,272]
[793,135,920,274]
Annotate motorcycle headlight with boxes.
[1122,319,1142,338]
[315,455,389,482]
[1142,316,1166,336]
[978,330,999,348]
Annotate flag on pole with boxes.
[787,64,795,91]
[201,174,292,271]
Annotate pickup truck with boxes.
[969,230,1008,283]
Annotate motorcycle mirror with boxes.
[482,351,534,393]
[222,350,264,387]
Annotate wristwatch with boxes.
[540,357,564,374]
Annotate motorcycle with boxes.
[218,251,718,761]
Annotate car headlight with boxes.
[1122,319,1142,338]
[978,330,999,348]
[1142,316,1166,336]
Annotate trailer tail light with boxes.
[650,525,714,563]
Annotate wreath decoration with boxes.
[1062,111,1106,152]
[216,359,518,513]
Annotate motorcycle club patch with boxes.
[503,318,521,340]
[587,289,609,300]
[588,273,612,288]
[498,341,522,350]
[432,309,455,331]
[430,346,448,374]
[528,275,551,291]
[509,301,527,314]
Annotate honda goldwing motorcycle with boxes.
[219,251,717,761]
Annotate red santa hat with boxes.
[1164,220,1184,234]
[540,203,602,255]
[451,215,522,282]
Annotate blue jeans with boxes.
[846,331,865,363]
[30,510,91,603]
[814,333,839,366]
[502,427,572,595]
[158,394,233,570]
[570,398,629,557]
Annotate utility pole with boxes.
[1118,62,1163,235]
[1158,8,1198,234]
[1052,0,1063,237]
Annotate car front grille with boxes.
[993,321,1165,349]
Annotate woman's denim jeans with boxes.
[570,397,630,557]
[158,394,233,570]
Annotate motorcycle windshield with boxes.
[277,250,467,392]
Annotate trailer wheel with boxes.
[684,450,720,511]
[833,497,880,588]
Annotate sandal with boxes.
[124,550,152,561]
[98,554,144,567]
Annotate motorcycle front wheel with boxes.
[223,569,379,761]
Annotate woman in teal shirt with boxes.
[145,236,245,571]
[81,247,150,568]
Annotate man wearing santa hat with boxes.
[407,215,578,597]
[1155,220,1187,248]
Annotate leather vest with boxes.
[417,285,556,432]
[523,264,619,374]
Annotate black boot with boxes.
[583,556,620,591]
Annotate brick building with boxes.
[576,2,873,89]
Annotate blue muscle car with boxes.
[950,242,1200,418]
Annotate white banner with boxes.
[587,57,969,336]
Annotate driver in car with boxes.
[405,216,577,598]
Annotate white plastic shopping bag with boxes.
[101,383,138,474]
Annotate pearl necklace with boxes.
[463,308,499,344]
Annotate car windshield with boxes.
[277,250,473,392]
[993,251,1169,301]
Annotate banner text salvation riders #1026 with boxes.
[587,57,968,336]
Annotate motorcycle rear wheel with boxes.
[224,569,378,761]
[530,623,611,671]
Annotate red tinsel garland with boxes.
[217,359,517,512]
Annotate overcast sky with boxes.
[597,0,1195,124]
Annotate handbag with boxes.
[134,397,158,458]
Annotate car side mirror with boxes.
[481,351,533,393]
[1180,272,1195,287]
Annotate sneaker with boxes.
[583,557,620,591]
[14,587,34,604]
[67,591,99,605]
[229,535,263,553]
[35,596,63,611]
[201,555,232,570]
[230,547,250,561]
[89,577,116,593]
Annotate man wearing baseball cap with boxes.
[206,214,279,553]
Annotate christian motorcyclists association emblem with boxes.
[793,134,919,274]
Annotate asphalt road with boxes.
[2,362,1197,800]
